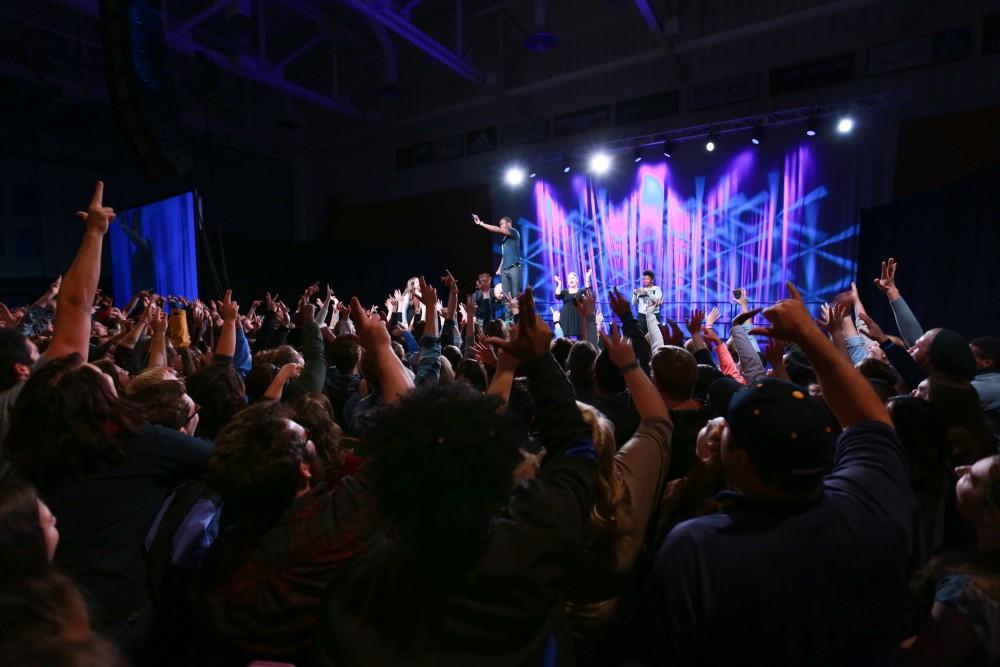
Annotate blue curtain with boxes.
[110,191,198,306]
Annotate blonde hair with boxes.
[126,366,177,395]
[576,401,631,546]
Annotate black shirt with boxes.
[44,425,213,629]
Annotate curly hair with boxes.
[293,393,345,469]
[4,354,146,490]
[128,379,191,430]
[455,359,488,393]
[576,402,631,547]
[187,362,246,440]
[365,382,525,571]
[0,481,49,581]
[244,362,277,403]
[208,401,307,512]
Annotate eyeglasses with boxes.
[182,404,201,428]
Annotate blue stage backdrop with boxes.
[494,127,861,329]
[110,191,198,305]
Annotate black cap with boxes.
[709,377,838,476]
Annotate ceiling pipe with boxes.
[524,0,557,51]
[368,21,401,98]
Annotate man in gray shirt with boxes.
[633,270,662,334]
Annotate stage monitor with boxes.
[109,191,198,305]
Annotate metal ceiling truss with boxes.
[525,92,907,166]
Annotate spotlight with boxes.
[504,166,526,186]
[661,139,672,158]
[805,117,816,137]
[751,124,763,145]
[589,151,612,175]
[836,116,854,134]
[529,170,537,179]
[562,159,571,174]
[705,135,716,152]
[632,144,643,163]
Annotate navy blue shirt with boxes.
[628,421,912,666]
[500,226,521,269]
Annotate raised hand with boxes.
[608,288,633,322]
[874,257,898,297]
[747,283,819,343]
[219,289,239,323]
[458,302,469,323]
[704,306,721,329]
[732,307,762,328]
[703,326,722,346]
[764,337,785,368]
[550,306,561,324]
[277,362,304,380]
[598,322,637,370]
[416,276,437,311]
[472,213,482,226]
[349,296,391,351]
[75,181,116,235]
[856,313,888,344]
[659,319,685,347]
[815,303,833,332]
[554,275,563,289]
[686,309,705,337]
[441,269,458,293]
[150,305,168,337]
[574,290,596,318]
[264,291,278,311]
[472,340,499,368]
[485,286,552,362]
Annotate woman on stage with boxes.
[554,267,592,339]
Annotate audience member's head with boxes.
[693,364,724,405]
[715,378,837,500]
[187,362,246,440]
[128,378,200,435]
[857,357,901,402]
[256,345,305,368]
[0,328,38,392]
[567,341,597,388]
[245,362,278,403]
[921,373,997,462]
[911,328,977,381]
[293,393,345,471]
[327,337,361,376]
[364,382,524,570]
[208,401,321,514]
[455,359,488,393]
[125,366,177,395]
[6,354,146,490]
[550,337,573,370]
[92,358,130,395]
[0,480,59,580]
[651,346,697,405]
[577,402,628,546]
[954,454,1000,535]
[595,349,626,395]
[970,336,1000,374]
[441,345,463,371]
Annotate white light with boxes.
[589,152,612,175]
[751,137,760,145]
[562,165,571,173]
[805,128,816,137]
[837,116,854,134]
[705,140,715,152]
[504,166,526,186]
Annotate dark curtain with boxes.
[858,164,1000,340]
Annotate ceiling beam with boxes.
[632,0,687,81]
[337,0,487,89]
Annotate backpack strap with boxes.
[147,480,209,603]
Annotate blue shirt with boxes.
[501,227,521,269]
[629,421,912,666]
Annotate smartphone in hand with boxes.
[732,288,744,300]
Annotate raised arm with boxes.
[485,351,519,405]
[874,257,924,347]
[263,363,304,401]
[609,288,652,374]
[600,323,669,421]
[685,309,707,353]
[215,290,239,359]
[350,297,413,404]
[751,283,890,427]
[147,306,168,369]
[47,181,114,360]
[473,214,510,236]
[730,308,766,384]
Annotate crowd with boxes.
[0,182,998,666]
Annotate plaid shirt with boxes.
[200,477,382,661]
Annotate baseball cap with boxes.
[709,377,838,477]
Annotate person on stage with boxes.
[473,272,498,326]
[554,267,592,339]
[473,214,522,313]
[633,270,662,334]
